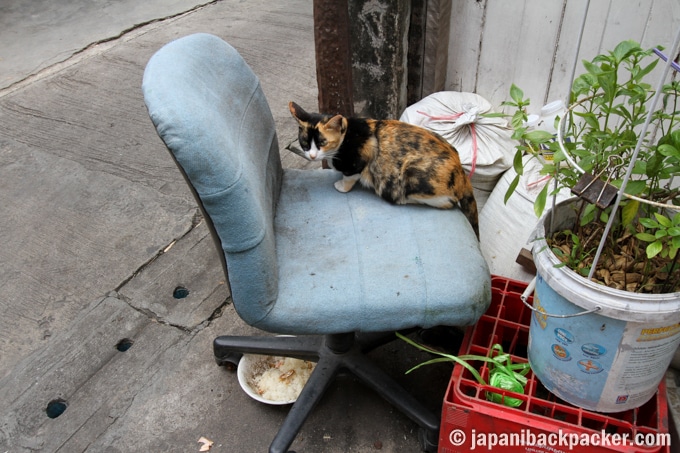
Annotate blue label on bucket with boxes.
[529,274,627,409]
[581,343,606,358]
[551,344,571,361]
[554,328,575,344]
[577,359,604,374]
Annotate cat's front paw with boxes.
[334,179,351,193]
[334,174,361,193]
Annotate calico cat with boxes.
[289,102,479,239]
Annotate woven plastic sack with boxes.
[479,155,571,282]
[400,91,515,179]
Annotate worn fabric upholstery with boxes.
[143,33,491,334]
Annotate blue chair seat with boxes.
[258,168,489,334]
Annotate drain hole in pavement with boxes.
[116,338,134,352]
[173,286,190,299]
[46,399,68,419]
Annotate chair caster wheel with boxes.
[418,427,438,453]
[214,352,242,370]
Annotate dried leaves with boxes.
[197,437,214,452]
[548,222,680,293]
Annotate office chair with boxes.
[142,33,490,453]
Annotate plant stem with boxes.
[663,251,680,293]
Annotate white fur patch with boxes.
[306,142,322,161]
[334,173,362,193]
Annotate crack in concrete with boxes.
[120,299,195,334]
[111,212,231,335]
[193,296,230,333]
[113,209,201,293]
[0,0,222,98]
[72,0,222,57]
[118,292,230,336]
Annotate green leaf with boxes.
[513,150,524,175]
[655,212,673,228]
[668,227,680,236]
[612,39,641,63]
[511,112,527,130]
[621,200,640,226]
[658,144,680,159]
[598,71,618,103]
[613,104,632,122]
[635,59,659,82]
[524,130,557,143]
[639,217,661,229]
[572,74,595,95]
[576,112,601,130]
[600,210,609,223]
[635,232,658,242]
[624,181,647,196]
[646,240,664,259]
[580,203,596,226]
[510,84,524,104]
[646,152,665,177]
[396,333,485,384]
[504,174,520,205]
[672,236,680,249]
[583,59,603,75]
[570,232,581,246]
[397,332,530,407]
[656,229,669,239]
[534,185,548,218]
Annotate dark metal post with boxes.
[313,0,354,117]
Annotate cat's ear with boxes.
[326,114,348,134]
[288,102,309,122]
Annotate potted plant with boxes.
[504,39,680,293]
[501,39,680,413]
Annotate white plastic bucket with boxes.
[528,199,680,412]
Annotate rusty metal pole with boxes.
[313,0,354,117]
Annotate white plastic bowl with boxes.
[237,354,315,405]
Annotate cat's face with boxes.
[289,102,347,162]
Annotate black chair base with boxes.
[214,332,440,453]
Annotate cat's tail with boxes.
[459,190,480,241]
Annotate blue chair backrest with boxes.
[143,33,282,324]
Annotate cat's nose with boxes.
[309,150,318,159]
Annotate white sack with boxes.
[400,91,515,179]
[479,156,571,282]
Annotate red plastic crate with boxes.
[439,276,671,453]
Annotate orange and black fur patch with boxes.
[289,102,479,239]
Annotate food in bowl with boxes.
[238,354,316,404]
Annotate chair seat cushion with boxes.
[252,168,491,334]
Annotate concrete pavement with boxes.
[0,0,215,90]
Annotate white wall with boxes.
[446,0,680,113]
